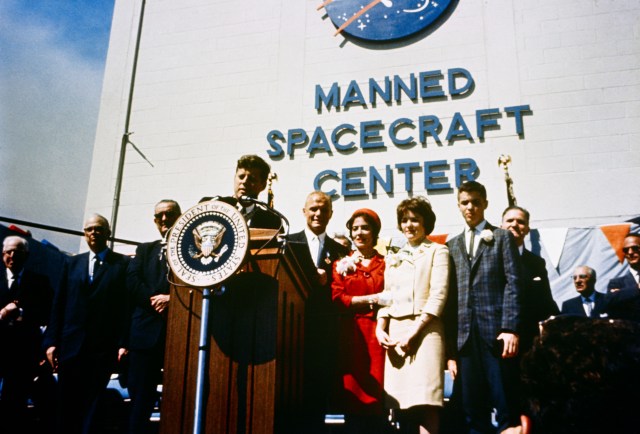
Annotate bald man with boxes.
[44,214,130,434]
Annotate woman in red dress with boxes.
[332,208,388,433]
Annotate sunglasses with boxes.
[622,245,640,254]
[154,211,179,220]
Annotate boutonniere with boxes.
[336,255,360,276]
[480,229,494,244]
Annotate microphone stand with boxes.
[193,285,216,434]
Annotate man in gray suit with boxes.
[445,181,523,434]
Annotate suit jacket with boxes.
[288,230,349,284]
[199,196,282,229]
[560,291,607,318]
[519,249,559,350]
[378,240,449,319]
[0,268,53,364]
[607,271,638,292]
[288,230,349,415]
[127,240,170,350]
[604,287,640,322]
[445,223,523,355]
[43,250,130,363]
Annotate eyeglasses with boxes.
[154,211,178,220]
[622,245,640,255]
[571,274,589,280]
[84,226,106,234]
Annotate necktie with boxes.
[7,275,18,297]
[309,236,320,267]
[584,299,593,317]
[91,256,101,282]
[316,238,324,267]
[468,227,476,260]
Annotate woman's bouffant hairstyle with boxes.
[396,196,436,235]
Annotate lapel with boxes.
[0,267,11,305]
[452,232,470,270]
[0,267,9,293]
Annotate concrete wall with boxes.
[86,0,640,255]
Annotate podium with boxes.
[159,229,312,434]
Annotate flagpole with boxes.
[110,0,147,247]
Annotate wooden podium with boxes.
[159,230,312,434]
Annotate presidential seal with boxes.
[167,200,249,287]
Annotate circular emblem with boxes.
[323,0,453,42]
[167,200,249,287]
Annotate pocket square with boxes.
[533,277,541,281]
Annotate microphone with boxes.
[239,196,290,236]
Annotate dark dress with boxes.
[331,252,385,416]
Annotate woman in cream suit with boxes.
[376,197,449,434]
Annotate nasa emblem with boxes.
[167,200,249,287]
[320,0,453,42]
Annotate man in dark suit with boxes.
[501,206,558,352]
[445,181,523,434]
[288,191,349,432]
[126,199,181,434]
[560,265,608,318]
[608,233,640,292]
[201,154,282,229]
[0,235,53,434]
[44,214,130,434]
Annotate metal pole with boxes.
[193,287,212,434]
[110,0,147,247]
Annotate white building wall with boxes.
[87,0,640,268]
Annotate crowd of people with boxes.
[1,153,639,434]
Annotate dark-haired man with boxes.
[127,199,181,434]
[445,181,523,434]
[201,154,281,229]
[501,206,558,352]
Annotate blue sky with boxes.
[0,0,115,253]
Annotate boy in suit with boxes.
[445,181,523,434]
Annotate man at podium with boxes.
[201,154,281,229]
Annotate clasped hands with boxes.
[375,326,419,357]
[150,294,169,314]
[0,301,22,321]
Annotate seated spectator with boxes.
[560,266,607,318]
[608,232,640,292]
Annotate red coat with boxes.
[331,253,385,415]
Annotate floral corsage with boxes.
[480,229,494,243]
[386,249,413,267]
[336,255,360,276]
